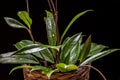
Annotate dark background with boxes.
[0,0,120,80]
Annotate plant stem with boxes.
[27,28,35,43]
[26,0,48,67]
[26,0,29,14]
[54,0,60,44]
[47,0,60,44]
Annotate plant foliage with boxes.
[0,1,119,79]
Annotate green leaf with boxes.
[30,66,48,72]
[80,49,120,66]
[42,69,58,79]
[0,51,16,57]
[14,40,55,63]
[14,40,39,50]
[9,65,32,74]
[60,33,82,64]
[67,39,82,64]
[79,35,91,62]
[56,63,67,72]
[17,11,32,28]
[27,65,58,79]
[60,10,94,43]
[88,43,108,57]
[0,55,39,64]
[33,49,55,63]
[30,65,58,79]
[44,10,57,46]
[15,44,47,54]
[4,17,26,29]
[56,63,78,72]
[15,43,60,54]
[66,64,78,72]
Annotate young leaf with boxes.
[56,63,78,72]
[17,11,32,28]
[79,35,91,63]
[4,17,26,29]
[80,49,120,66]
[60,10,94,43]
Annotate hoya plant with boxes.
[0,0,119,80]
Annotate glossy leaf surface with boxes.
[60,33,82,64]
[0,55,39,64]
[80,49,119,66]
[14,40,55,63]
[0,51,16,57]
[4,17,26,29]
[44,10,57,46]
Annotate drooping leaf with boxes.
[0,55,39,64]
[60,10,94,43]
[30,65,58,79]
[30,65,48,72]
[9,65,57,79]
[80,49,119,66]
[88,43,108,57]
[56,63,78,72]
[42,68,58,79]
[17,11,32,28]
[4,17,26,29]
[44,10,57,46]
[9,65,32,74]
[79,35,91,63]
[60,33,82,64]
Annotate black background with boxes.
[0,0,120,80]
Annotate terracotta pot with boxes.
[23,66,90,80]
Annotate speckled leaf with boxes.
[44,10,57,46]
[60,33,82,64]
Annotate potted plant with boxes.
[0,0,119,80]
